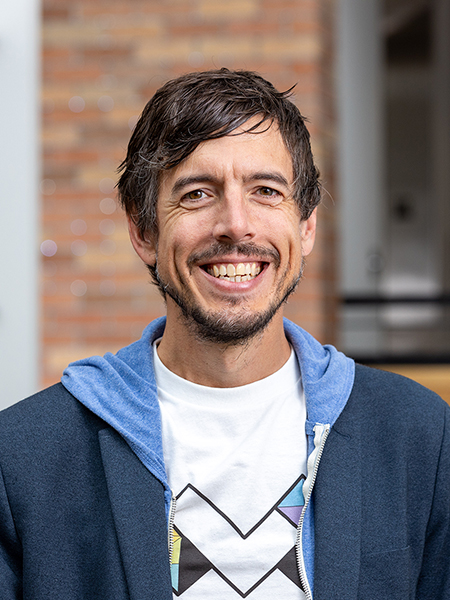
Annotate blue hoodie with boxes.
[61,317,355,597]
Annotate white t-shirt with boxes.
[154,344,308,599]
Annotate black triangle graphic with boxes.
[175,527,213,596]
[175,529,304,596]
[275,546,304,591]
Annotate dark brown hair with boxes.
[117,68,320,237]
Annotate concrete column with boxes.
[336,0,385,295]
[335,0,385,354]
[0,0,41,408]
[433,0,450,290]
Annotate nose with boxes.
[212,190,255,243]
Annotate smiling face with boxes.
[129,118,316,345]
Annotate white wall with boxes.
[0,0,41,408]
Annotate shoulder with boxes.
[340,364,450,465]
[350,362,449,422]
[0,383,107,460]
[0,384,116,519]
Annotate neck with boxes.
[156,308,291,388]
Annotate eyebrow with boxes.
[170,171,291,196]
[170,175,221,196]
[243,172,290,188]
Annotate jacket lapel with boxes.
[313,404,362,600]
[99,428,172,600]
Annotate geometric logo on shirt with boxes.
[170,475,306,597]
[277,477,305,526]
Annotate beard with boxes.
[150,242,304,346]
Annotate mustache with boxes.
[187,242,281,270]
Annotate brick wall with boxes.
[41,0,338,387]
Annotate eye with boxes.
[253,186,284,205]
[184,189,205,201]
[179,188,213,209]
[258,187,277,196]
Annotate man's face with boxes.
[131,118,316,344]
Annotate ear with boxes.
[300,208,317,257]
[127,215,157,267]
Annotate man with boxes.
[0,69,449,600]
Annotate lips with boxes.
[205,262,262,282]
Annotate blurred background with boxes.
[1,0,449,408]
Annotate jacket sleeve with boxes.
[0,463,22,599]
[416,405,450,599]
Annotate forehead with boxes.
[160,119,294,192]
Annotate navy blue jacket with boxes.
[0,364,449,599]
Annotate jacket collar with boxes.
[99,427,173,600]
[312,386,362,600]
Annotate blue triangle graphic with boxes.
[279,479,304,508]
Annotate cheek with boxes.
[270,214,303,252]
[280,228,304,272]
[171,214,214,252]
[157,225,203,274]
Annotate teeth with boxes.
[227,264,235,277]
[206,262,261,281]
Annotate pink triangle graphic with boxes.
[279,505,303,525]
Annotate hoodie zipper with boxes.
[296,423,330,600]
[168,494,177,565]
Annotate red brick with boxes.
[40,0,339,385]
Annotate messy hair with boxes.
[117,68,321,237]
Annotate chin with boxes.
[157,265,303,346]
[182,304,281,345]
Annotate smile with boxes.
[205,262,262,282]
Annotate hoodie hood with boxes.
[62,318,167,487]
[61,317,354,500]
[283,319,355,427]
